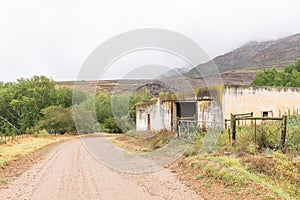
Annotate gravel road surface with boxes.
[0,137,201,200]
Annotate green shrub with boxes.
[0,139,6,145]
[38,129,49,137]
[103,117,123,133]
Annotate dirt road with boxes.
[0,137,201,200]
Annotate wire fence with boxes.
[0,133,28,143]
[177,119,224,140]
[286,115,300,151]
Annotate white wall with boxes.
[136,85,300,132]
[197,100,223,129]
[223,86,300,120]
[136,99,172,131]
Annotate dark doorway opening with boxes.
[176,102,196,118]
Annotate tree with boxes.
[95,92,112,124]
[284,60,300,73]
[0,76,58,133]
[95,90,151,133]
[73,89,88,105]
[251,60,300,87]
[55,87,73,108]
[73,106,99,134]
[12,76,57,132]
[38,106,75,134]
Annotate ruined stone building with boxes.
[136,85,300,132]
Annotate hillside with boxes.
[56,33,300,93]
[55,79,174,96]
[185,33,300,79]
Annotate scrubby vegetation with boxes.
[77,89,151,133]
[0,75,152,140]
[0,136,66,169]
[112,130,176,152]
[0,76,76,138]
[178,115,300,199]
[251,60,300,87]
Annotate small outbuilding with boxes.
[136,84,300,132]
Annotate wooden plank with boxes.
[236,117,283,120]
[281,115,287,153]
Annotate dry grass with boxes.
[0,135,69,169]
[111,130,176,153]
[176,127,300,199]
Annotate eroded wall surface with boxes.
[136,85,300,132]
[136,100,172,131]
[223,86,300,120]
[197,100,223,129]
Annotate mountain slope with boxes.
[185,33,300,78]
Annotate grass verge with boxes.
[111,130,176,153]
[173,120,300,200]
[0,135,68,169]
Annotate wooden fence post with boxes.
[281,115,287,153]
[231,114,236,145]
[254,119,257,143]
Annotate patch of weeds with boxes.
[0,137,61,169]
[194,173,204,180]
[199,130,221,154]
[246,188,261,196]
[202,179,211,188]
[263,194,276,200]
[151,131,175,150]
[0,178,8,183]
[246,142,259,154]
[0,140,6,145]
[242,153,300,199]
[37,129,49,138]
[204,164,246,187]
[206,156,242,168]
[244,156,275,175]
[189,161,203,169]
[183,135,203,157]
[224,187,241,194]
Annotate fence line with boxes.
[226,113,287,153]
[177,119,225,139]
[0,133,28,142]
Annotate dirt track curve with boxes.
[0,137,201,200]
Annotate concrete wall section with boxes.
[223,86,300,120]
[136,99,172,131]
[197,100,223,129]
[136,85,300,132]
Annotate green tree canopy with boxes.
[251,60,300,87]
[0,76,76,134]
[0,76,57,132]
[55,87,73,108]
[39,106,75,134]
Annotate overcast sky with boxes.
[1,0,300,82]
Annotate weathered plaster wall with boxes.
[197,99,223,129]
[196,85,224,129]
[136,85,300,132]
[136,99,172,131]
[223,86,300,120]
